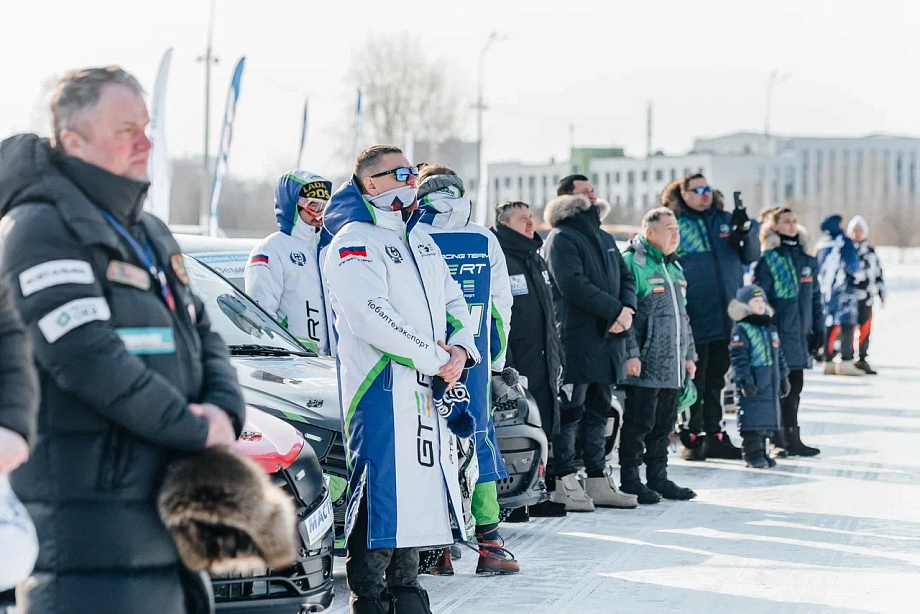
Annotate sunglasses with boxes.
[370,166,419,182]
[689,186,712,195]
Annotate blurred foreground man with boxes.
[0,66,245,613]
[322,145,479,613]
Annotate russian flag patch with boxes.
[250,254,270,265]
[339,246,368,259]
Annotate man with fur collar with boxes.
[661,174,760,462]
[752,208,822,456]
[543,174,639,512]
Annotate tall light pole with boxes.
[197,0,219,230]
[763,70,791,208]
[475,31,507,226]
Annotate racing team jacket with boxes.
[419,189,513,483]
[245,217,329,355]
[321,178,481,550]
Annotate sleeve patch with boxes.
[19,259,94,297]
[38,297,111,343]
[250,253,270,266]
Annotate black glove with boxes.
[730,191,752,234]
[780,376,791,399]
[492,367,524,405]
[741,383,758,398]
[808,330,825,362]
[432,376,476,438]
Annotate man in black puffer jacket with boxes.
[543,175,638,512]
[0,67,245,614]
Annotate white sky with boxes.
[3,0,919,180]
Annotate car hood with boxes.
[231,354,342,433]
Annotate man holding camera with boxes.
[661,175,760,461]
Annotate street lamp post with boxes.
[475,31,506,226]
[763,70,791,209]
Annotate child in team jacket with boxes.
[728,285,791,469]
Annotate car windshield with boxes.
[184,256,308,354]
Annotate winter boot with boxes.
[556,473,595,512]
[742,433,768,469]
[702,432,743,460]
[646,457,696,500]
[619,466,661,505]
[679,430,706,461]
[584,466,639,508]
[827,360,866,376]
[475,528,520,575]
[785,426,820,457]
[528,500,568,517]
[854,359,878,375]
[391,587,432,614]
[766,456,777,468]
[824,360,838,375]
[350,592,395,614]
[426,548,453,576]
[504,506,530,523]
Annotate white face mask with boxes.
[368,185,418,212]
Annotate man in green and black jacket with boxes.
[620,208,698,504]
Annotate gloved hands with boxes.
[730,204,751,234]
[808,330,825,362]
[492,367,524,405]
[432,375,476,438]
[780,376,791,399]
[741,381,758,398]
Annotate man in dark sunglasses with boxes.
[662,173,760,462]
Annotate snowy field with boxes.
[328,249,920,614]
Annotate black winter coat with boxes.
[492,223,563,435]
[0,135,245,614]
[544,195,637,385]
[752,228,823,371]
[0,282,39,446]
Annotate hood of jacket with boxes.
[847,214,868,237]
[273,171,331,236]
[492,221,543,256]
[0,133,149,225]
[759,224,814,256]
[728,298,774,322]
[418,175,472,230]
[660,179,725,217]
[820,214,844,237]
[544,194,610,228]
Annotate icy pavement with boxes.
[329,260,920,614]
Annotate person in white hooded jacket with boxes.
[245,171,332,354]
[847,215,885,374]
[321,146,480,614]
[415,164,520,577]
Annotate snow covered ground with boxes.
[329,255,920,614]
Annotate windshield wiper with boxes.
[228,344,314,357]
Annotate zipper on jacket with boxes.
[662,262,682,387]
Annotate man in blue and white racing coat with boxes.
[245,171,332,354]
[415,164,520,576]
[322,145,480,614]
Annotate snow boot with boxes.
[679,430,706,461]
[824,360,838,375]
[475,529,520,575]
[528,500,567,517]
[391,587,432,614]
[702,432,743,460]
[854,359,878,375]
[426,548,453,576]
[556,473,595,512]
[350,592,395,614]
[742,433,769,469]
[620,466,661,505]
[504,506,530,523]
[785,426,820,456]
[826,360,866,376]
[584,467,639,508]
[766,456,777,468]
[646,457,696,500]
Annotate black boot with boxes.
[679,429,706,461]
[504,506,530,523]
[742,433,769,469]
[785,427,820,456]
[769,430,789,458]
[620,465,661,504]
[854,359,878,375]
[703,431,743,460]
[646,457,696,500]
[351,592,395,614]
[528,500,568,517]
[391,587,432,614]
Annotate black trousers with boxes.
[780,369,805,428]
[554,383,611,477]
[827,324,855,361]
[687,341,731,435]
[858,303,874,360]
[346,495,421,602]
[620,386,680,481]
[741,430,772,457]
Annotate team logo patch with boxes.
[250,253,270,266]
[652,287,666,294]
[509,274,529,296]
[116,327,176,355]
[38,297,111,344]
[106,260,151,291]
[418,242,433,254]
[385,245,403,264]
[290,251,307,267]
[462,279,475,294]
[542,270,552,286]
[339,245,367,259]
[170,254,189,285]
[19,259,94,297]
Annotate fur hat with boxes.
[157,448,297,575]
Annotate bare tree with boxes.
[348,34,466,148]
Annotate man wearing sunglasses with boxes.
[662,173,760,461]
[245,170,333,354]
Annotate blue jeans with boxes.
[553,383,611,477]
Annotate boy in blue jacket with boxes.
[728,285,791,469]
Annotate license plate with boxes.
[305,496,334,546]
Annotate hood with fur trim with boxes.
[759,224,814,256]
[660,178,725,216]
[158,448,297,575]
[544,194,610,228]
[728,297,774,322]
